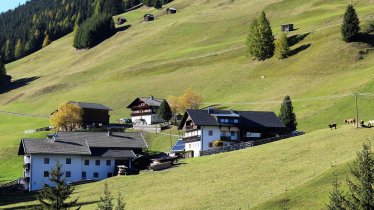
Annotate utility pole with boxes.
[355,92,359,128]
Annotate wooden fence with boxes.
[0,178,24,194]
[200,132,305,157]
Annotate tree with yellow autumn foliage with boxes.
[167,95,179,115]
[167,88,202,114]
[50,102,83,131]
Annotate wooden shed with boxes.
[166,7,177,14]
[144,14,155,22]
[116,17,127,25]
[281,24,294,32]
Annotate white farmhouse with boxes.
[127,96,166,125]
[178,108,290,157]
[18,131,148,191]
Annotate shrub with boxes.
[212,140,223,147]
[73,13,115,49]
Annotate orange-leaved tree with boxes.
[50,102,83,131]
[177,88,202,113]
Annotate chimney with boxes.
[107,130,112,137]
[53,133,59,141]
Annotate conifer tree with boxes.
[327,173,347,210]
[115,192,125,210]
[97,182,114,210]
[278,95,297,131]
[154,0,162,9]
[42,35,51,48]
[274,33,289,59]
[246,11,274,60]
[0,56,6,77]
[341,4,360,42]
[4,39,11,62]
[346,143,374,209]
[157,100,173,122]
[14,39,23,59]
[37,161,80,209]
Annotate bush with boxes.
[212,140,223,147]
[73,13,115,49]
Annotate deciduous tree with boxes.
[342,5,360,42]
[178,88,202,112]
[42,34,51,48]
[167,95,179,115]
[50,102,83,131]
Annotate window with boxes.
[221,131,226,136]
[219,118,224,123]
[208,130,213,136]
[82,171,86,179]
[44,158,49,164]
[93,172,99,178]
[43,171,49,177]
[234,119,239,123]
[84,160,89,165]
[224,119,229,123]
[66,171,71,178]
[107,173,113,178]
[95,160,100,166]
[106,160,111,166]
[66,158,71,164]
[231,131,236,137]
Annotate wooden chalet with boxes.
[127,96,165,125]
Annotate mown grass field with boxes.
[1,0,374,208]
[1,126,373,209]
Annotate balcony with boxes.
[220,136,239,141]
[24,156,31,164]
[24,171,30,177]
[185,125,197,131]
[183,135,201,143]
[23,163,30,170]
[131,111,153,117]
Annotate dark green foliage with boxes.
[246,11,275,60]
[73,14,115,49]
[327,173,347,210]
[14,39,23,59]
[154,0,163,9]
[94,0,125,16]
[37,161,80,210]
[274,33,289,59]
[0,57,6,77]
[157,100,173,122]
[341,5,360,42]
[278,95,297,131]
[345,143,374,209]
[97,182,114,210]
[0,0,94,63]
[115,192,126,210]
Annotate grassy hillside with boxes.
[1,126,373,209]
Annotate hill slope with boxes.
[1,126,373,209]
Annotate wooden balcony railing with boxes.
[182,135,201,143]
[131,111,153,116]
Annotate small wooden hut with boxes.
[166,7,177,14]
[144,14,155,22]
[281,24,294,32]
[117,17,127,25]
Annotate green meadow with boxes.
[1,0,374,208]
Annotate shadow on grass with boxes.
[289,44,311,57]
[116,24,131,33]
[353,33,374,47]
[2,200,98,210]
[287,33,310,47]
[0,76,40,94]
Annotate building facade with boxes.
[127,96,166,125]
[19,131,147,191]
[178,109,289,157]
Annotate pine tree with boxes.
[37,161,80,209]
[115,192,125,210]
[345,143,374,209]
[341,4,360,42]
[278,95,297,131]
[14,39,23,59]
[4,39,11,62]
[246,11,274,60]
[97,182,114,210]
[0,56,6,76]
[274,33,289,59]
[327,173,347,210]
[42,34,51,48]
[157,100,173,122]
[154,0,162,9]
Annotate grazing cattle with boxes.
[367,120,374,127]
[329,123,337,130]
[344,119,355,124]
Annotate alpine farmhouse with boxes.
[178,108,290,157]
[127,96,166,125]
[18,131,147,191]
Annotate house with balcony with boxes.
[178,108,289,157]
[18,131,147,191]
[127,96,166,125]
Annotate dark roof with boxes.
[144,14,154,17]
[90,148,137,158]
[127,96,165,108]
[178,109,287,130]
[170,140,185,152]
[19,132,147,156]
[68,101,113,111]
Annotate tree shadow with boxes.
[353,33,374,47]
[115,24,132,33]
[287,33,310,47]
[289,44,311,57]
[0,76,40,94]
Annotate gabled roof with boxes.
[68,101,113,111]
[127,96,165,108]
[178,109,287,130]
[19,132,147,156]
